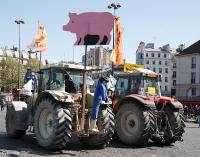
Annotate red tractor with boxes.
[112,68,185,146]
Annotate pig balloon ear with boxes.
[69,12,77,20]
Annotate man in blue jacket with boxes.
[90,77,110,133]
[24,68,37,91]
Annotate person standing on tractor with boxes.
[89,77,110,133]
[24,68,38,91]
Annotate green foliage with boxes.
[26,58,42,72]
[0,56,25,92]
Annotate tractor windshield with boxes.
[42,68,94,92]
[143,76,161,97]
[43,68,65,91]
[67,72,94,92]
[115,75,161,98]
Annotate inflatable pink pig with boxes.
[63,12,114,45]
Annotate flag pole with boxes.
[80,43,87,132]
[39,51,42,70]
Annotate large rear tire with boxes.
[163,107,185,145]
[34,99,72,149]
[115,103,155,146]
[6,106,26,138]
[80,106,115,149]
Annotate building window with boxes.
[151,53,154,57]
[165,61,168,65]
[158,53,160,57]
[191,57,196,68]
[165,86,168,91]
[173,63,176,68]
[159,76,162,82]
[171,89,176,96]
[159,68,162,73]
[165,68,168,73]
[146,53,148,57]
[152,60,155,64]
[191,72,196,84]
[173,80,176,86]
[172,71,176,78]
[191,87,196,96]
[153,67,156,72]
[141,54,143,59]
[146,60,149,64]
[165,77,168,82]
[159,61,162,65]
[164,53,167,58]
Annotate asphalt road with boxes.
[0,109,200,157]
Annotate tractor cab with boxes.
[38,63,94,93]
[114,68,161,99]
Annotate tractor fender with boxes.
[10,101,28,130]
[167,100,183,110]
[35,90,77,106]
[114,95,156,111]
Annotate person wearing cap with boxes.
[24,68,37,91]
[89,77,110,133]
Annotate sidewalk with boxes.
[185,118,197,123]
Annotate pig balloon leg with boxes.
[75,34,82,45]
[107,34,111,45]
[96,34,104,45]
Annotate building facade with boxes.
[82,46,111,68]
[174,41,200,98]
[0,47,37,64]
[136,42,178,96]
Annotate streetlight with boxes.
[108,3,121,75]
[15,20,25,96]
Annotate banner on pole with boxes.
[28,22,47,52]
[110,16,124,66]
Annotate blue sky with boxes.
[0,0,200,63]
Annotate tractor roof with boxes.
[41,63,102,72]
[116,68,158,78]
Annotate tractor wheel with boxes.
[34,99,72,149]
[163,107,185,145]
[80,106,115,149]
[6,106,26,138]
[115,102,155,146]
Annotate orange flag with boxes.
[110,16,124,66]
[28,21,47,52]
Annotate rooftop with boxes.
[177,40,200,56]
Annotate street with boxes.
[0,109,200,157]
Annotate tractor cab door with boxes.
[129,76,144,95]
[40,68,65,91]
[114,76,129,99]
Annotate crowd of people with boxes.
[184,105,200,127]
[0,97,5,111]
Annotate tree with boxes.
[0,56,25,92]
[26,58,41,73]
